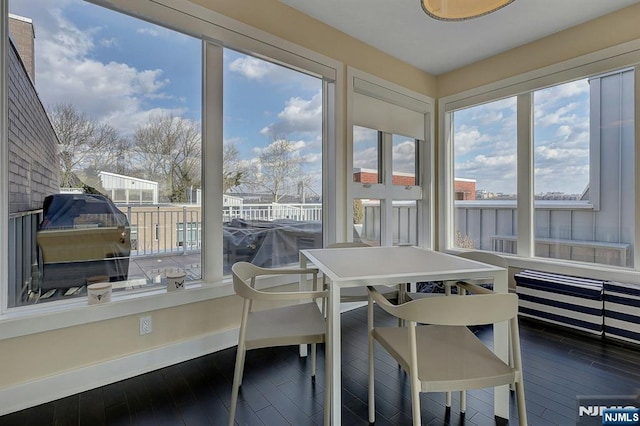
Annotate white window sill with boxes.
[0,279,232,340]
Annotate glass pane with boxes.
[7,1,201,306]
[533,73,634,267]
[223,50,323,273]
[393,200,417,246]
[452,97,517,252]
[392,134,418,186]
[353,199,381,246]
[353,126,380,183]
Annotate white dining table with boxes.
[299,245,510,426]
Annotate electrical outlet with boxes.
[140,316,152,335]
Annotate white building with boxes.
[99,171,159,204]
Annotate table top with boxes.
[301,246,505,288]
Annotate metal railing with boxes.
[223,203,322,223]
[8,209,42,307]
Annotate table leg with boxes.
[493,269,509,420]
[299,255,308,358]
[328,283,341,425]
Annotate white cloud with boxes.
[17,1,183,136]
[392,139,416,174]
[229,56,275,80]
[454,125,491,156]
[99,37,117,48]
[261,91,322,137]
[137,28,159,37]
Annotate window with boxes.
[533,72,634,267]
[222,49,323,272]
[177,222,201,248]
[6,0,201,307]
[353,126,380,183]
[452,97,517,252]
[349,69,433,248]
[392,134,418,186]
[2,0,337,314]
[444,66,635,270]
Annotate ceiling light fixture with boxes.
[420,0,516,21]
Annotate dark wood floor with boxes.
[2,306,639,426]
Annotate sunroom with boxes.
[1,0,640,424]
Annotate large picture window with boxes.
[445,68,635,269]
[222,49,323,272]
[533,72,634,267]
[452,97,517,252]
[2,0,335,313]
[7,0,201,307]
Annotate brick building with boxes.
[454,178,476,200]
[353,168,476,199]
[353,168,417,186]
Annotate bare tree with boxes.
[132,113,201,202]
[49,102,121,188]
[246,138,306,203]
[223,142,245,193]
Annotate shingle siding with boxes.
[8,39,59,214]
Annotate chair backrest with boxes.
[457,251,508,269]
[232,261,324,302]
[369,286,518,326]
[232,262,263,300]
[327,241,370,249]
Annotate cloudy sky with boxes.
[9,0,589,197]
[454,79,590,196]
[9,0,323,191]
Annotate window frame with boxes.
[347,67,434,248]
[439,40,640,284]
[0,0,343,337]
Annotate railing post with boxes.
[182,206,187,255]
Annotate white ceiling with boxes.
[280,0,640,75]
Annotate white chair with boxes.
[406,250,508,298]
[367,283,527,426]
[404,250,510,411]
[457,250,509,288]
[229,262,329,426]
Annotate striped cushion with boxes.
[515,270,604,335]
[604,281,640,344]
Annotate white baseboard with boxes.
[0,328,239,416]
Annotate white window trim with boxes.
[347,67,434,248]
[438,39,640,284]
[0,2,9,315]
[0,0,344,337]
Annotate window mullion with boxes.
[203,41,223,282]
[1,0,8,313]
[634,67,640,270]
[381,132,393,246]
[516,93,534,258]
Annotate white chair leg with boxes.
[310,343,316,377]
[516,380,527,426]
[324,340,330,426]
[228,345,246,426]
[368,297,376,423]
[460,390,466,413]
[410,377,421,426]
[445,391,451,407]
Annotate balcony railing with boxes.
[7,203,323,307]
[9,199,632,308]
[455,200,632,267]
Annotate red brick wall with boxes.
[354,170,416,186]
[454,180,476,200]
